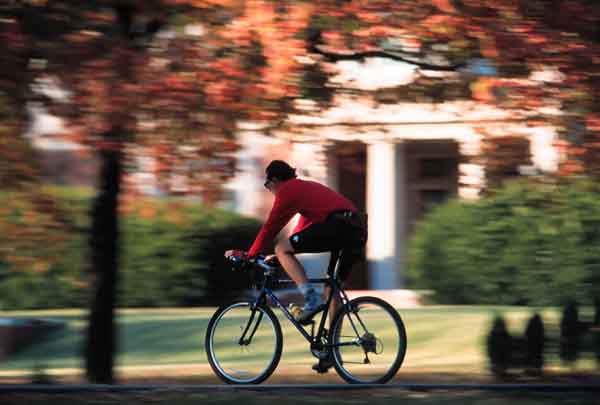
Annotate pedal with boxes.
[297,304,326,325]
[299,318,316,326]
[312,357,334,374]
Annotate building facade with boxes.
[226,99,559,290]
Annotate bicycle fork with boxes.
[238,298,266,346]
[333,288,377,364]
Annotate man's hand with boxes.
[225,249,246,258]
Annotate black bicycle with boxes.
[205,252,407,384]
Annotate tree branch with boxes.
[311,45,465,72]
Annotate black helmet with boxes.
[265,160,297,181]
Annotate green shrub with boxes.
[486,313,545,378]
[184,221,264,305]
[0,186,91,310]
[560,301,581,365]
[524,313,544,373]
[0,187,261,309]
[595,300,600,366]
[487,316,511,376]
[408,178,600,306]
[119,204,261,307]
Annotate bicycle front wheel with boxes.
[205,300,282,384]
[330,296,407,384]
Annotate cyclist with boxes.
[225,160,367,372]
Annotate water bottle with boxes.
[288,303,302,319]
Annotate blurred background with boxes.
[0,0,599,385]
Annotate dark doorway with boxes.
[404,140,459,235]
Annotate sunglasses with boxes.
[264,178,274,189]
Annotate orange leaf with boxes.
[431,0,456,13]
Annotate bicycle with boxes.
[205,251,407,384]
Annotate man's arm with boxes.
[247,193,297,257]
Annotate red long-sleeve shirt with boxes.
[247,178,357,257]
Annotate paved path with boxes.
[1,383,599,393]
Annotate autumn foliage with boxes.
[2,1,600,189]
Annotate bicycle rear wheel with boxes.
[205,300,282,384]
[330,296,407,384]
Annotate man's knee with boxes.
[275,239,295,256]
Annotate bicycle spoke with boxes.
[331,297,407,384]
[206,301,282,384]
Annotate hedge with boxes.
[408,178,600,306]
[119,203,261,307]
[0,187,261,309]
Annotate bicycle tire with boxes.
[205,300,282,384]
[330,296,407,384]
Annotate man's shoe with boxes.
[312,356,334,374]
[297,288,324,325]
[297,303,326,325]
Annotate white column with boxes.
[366,142,404,289]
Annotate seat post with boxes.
[327,249,343,279]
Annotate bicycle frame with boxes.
[240,261,368,351]
[261,276,339,344]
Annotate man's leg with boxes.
[325,286,339,324]
[313,251,352,374]
[275,238,324,321]
[274,238,307,286]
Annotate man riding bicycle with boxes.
[225,160,367,371]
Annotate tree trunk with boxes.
[86,137,122,384]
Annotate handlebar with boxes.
[227,254,280,273]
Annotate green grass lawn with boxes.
[0,306,595,377]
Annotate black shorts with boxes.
[289,211,367,281]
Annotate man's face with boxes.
[264,178,276,193]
